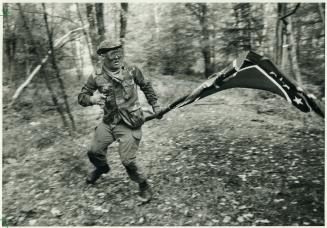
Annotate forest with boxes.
[2,3,325,226]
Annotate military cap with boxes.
[97,39,122,55]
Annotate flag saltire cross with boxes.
[179,51,324,119]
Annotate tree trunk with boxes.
[275,3,287,66]
[318,3,325,25]
[86,3,98,64]
[78,40,84,79]
[4,3,17,87]
[114,4,119,41]
[76,3,95,71]
[120,3,128,48]
[200,4,212,78]
[95,3,105,42]
[233,3,252,51]
[281,26,288,72]
[281,10,288,74]
[261,4,270,55]
[71,40,83,80]
[42,3,76,131]
[16,3,68,127]
[275,4,281,65]
[244,4,252,50]
[296,19,301,61]
[277,3,302,84]
[286,16,303,86]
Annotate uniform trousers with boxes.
[87,121,146,183]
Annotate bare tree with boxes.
[16,3,68,127]
[113,4,119,40]
[233,3,252,51]
[42,3,76,130]
[76,3,95,70]
[70,39,83,80]
[276,3,302,85]
[120,3,128,48]
[86,3,106,64]
[95,3,105,42]
[285,6,303,86]
[260,4,269,55]
[86,3,97,56]
[186,3,213,78]
[275,3,287,66]
[4,3,17,86]
[11,26,86,105]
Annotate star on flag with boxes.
[293,96,303,105]
[282,84,290,90]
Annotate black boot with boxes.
[86,165,110,184]
[138,181,152,203]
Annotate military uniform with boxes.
[78,62,159,185]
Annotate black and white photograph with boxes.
[2,1,325,226]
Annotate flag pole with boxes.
[144,94,189,122]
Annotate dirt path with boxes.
[3,77,324,226]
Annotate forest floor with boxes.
[2,74,325,226]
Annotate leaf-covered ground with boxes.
[3,75,324,226]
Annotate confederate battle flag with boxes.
[146,51,324,121]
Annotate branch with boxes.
[10,7,79,25]
[10,55,50,106]
[57,37,79,49]
[10,25,87,105]
[279,3,301,26]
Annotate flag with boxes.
[179,51,324,118]
[144,51,324,122]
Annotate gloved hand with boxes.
[90,93,106,106]
[153,105,163,119]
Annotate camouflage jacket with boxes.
[78,63,159,128]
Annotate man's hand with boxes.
[153,105,163,119]
[90,93,106,106]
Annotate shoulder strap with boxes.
[95,63,103,76]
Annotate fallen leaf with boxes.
[243,213,254,219]
[29,219,37,225]
[273,199,285,203]
[50,207,62,216]
[184,209,192,217]
[223,216,231,223]
[238,174,247,181]
[97,193,105,198]
[93,206,103,211]
[256,219,270,224]
[138,217,145,224]
[237,216,244,223]
[30,121,41,126]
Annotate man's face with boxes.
[103,48,123,70]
